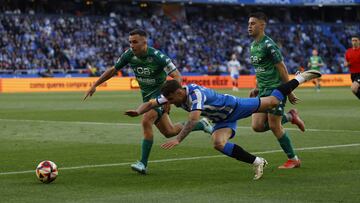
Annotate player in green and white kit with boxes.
[308,49,324,92]
[84,29,212,174]
[248,12,302,169]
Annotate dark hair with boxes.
[129,29,148,37]
[161,80,182,97]
[249,12,268,23]
[351,35,360,39]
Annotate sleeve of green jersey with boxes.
[267,43,283,64]
[114,49,131,70]
[155,51,177,75]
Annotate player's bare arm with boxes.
[161,110,201,149]
[275,61,299,104]
[83,67,117,100]
[169,69,182,83]
[125,99,159,117]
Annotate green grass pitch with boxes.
[0,87,359,202]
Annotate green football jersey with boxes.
[250,35,283,96]
[309,56,323,71]
[115,47,176,102]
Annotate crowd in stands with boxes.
[0,6,359,77]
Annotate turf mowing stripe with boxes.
[1,118,360,133]
[0,143,359,176]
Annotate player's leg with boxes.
[234,75,239,91]
[351,81,360,99]
[253,109,303,132]
[259,95,301,165]
[211,126,267,180]
[266,69,321,104]
[232,75,239,91]
[257,72,315,111]
[251,88,303,132]
[251,112,268,132]
[254,70,322,168]
[256,97,300,168]
[268,114,300,169]
[315,78,321,92]
[131,109,158,174]
[287,109,305,132]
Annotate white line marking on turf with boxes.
[0,143,359,176]
[1,118,360,134]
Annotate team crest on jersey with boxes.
[132,56,138,61]
[147,57,153,63]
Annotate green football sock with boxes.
[181,121,204,132]
[263,114,289,131]
[140,139,153,167]
[278,132,296,159]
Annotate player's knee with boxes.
[269,98,279,109]
[252,123,265,132]
[213,140,225,151]
[351,85,358,94]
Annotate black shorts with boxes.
[351,73,360,83]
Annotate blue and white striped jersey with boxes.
[156,84,238,123]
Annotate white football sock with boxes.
[291,155,299,160]
[295,75,305,84]
[253,157,263,165]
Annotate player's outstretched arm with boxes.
[125,99,159,117]
[161,110,201,149]
[83,67,117,100]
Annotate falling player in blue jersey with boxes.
[125,70,321,180]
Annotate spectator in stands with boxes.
[0,9,359,76]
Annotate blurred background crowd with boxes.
[0,0,359,77]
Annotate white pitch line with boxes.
[1,118,360,133]
[0,143,359,176]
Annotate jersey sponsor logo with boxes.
[137,77,156,85]
[255,67,266,73]
[134,67,152,75]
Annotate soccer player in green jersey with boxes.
[308,49,324,92]
[248,12,302,169]
[84,29,213,174]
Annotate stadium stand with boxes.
[0,0,359,77]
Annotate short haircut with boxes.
[129,29,148,37]
[351,35,360,40]
[161,80,182,97]
[249,12,268,23]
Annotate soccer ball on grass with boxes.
[35,160,58,183]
